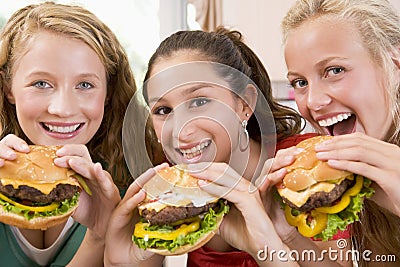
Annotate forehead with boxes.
[146,61,231,101]
[284,17,369,66]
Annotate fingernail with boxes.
[198,179,209,187]
[315,140,331,149]
[294,148,304,155]
[6,150,16,158]
[56,147,65,155]
[20,144,29,151]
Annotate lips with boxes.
[317,113,356,136]
[41,122,83,134]
[178,140,211,159]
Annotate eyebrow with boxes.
[25,71,102,81]
[286,56,348,78]
[148,83,212,105]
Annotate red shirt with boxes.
[188,133,320,267]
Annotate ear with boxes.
[238,84,258,120]
[0,71,15,104]
[5,87,15,104]
[390,46,400,69]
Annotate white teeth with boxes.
[180,140,211,159]
[318,113,351,127]
[45,123,80,133]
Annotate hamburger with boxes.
[0,145,90,230]
[133,165,229,255]
[277,136,374,240]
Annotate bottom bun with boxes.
[147,213,224,256]
[0,205,78,230]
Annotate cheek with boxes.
[15,94,43,120]
[294,95,310,118]
[85,94,106,118]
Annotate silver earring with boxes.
[157,139,161,143]
[239,119,249,152]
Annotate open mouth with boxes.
[318,113,356,136]
[178,140,211,159]
[41,123,83,134]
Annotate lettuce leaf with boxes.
[133,200,230,252]
[314,178,375,241]
[0,193,80,220]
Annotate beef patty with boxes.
[141,202,218,225]
[282,178,354,212]
[0,182,80,204]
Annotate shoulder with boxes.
[276,133,319,152]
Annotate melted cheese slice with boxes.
[1,176,79,195]
[140,165,218,213]
[139,200,168,214]
[0,146,80,195]
[278,177,347,207]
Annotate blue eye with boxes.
[33,81,51,89]
[291,79,308,89]
[189,97,209,107]
[77,82,93,90]
[326,67,344,77]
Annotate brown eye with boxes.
[154,106,172,115]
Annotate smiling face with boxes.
[146,54,249,165]
[8,31,107,145]
[284,17,392,139]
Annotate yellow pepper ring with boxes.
[284,205,328,237]
[0,192,60,212]
[315,175,364,214]
[297,210,328,237]
[134,220,200,240]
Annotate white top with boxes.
[10,217,75,266]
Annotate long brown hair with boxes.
[0,2,137,188]
[144,27,304,145]
[282,0,400,265]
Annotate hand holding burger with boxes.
[0,145,90,230]
[133,165,229,255]
[277,136,375,240]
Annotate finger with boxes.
[0,137,29,161]
[123,163,169,202]
[258,168,287,192]
[316,145,391,170]
[326,159,385,184]
[59,156,96,180]
[92,162,117,199]
[258,147,301,179]
[0,143,18,161]
[314,133,382,152]
[56,144,91,159]
[0,134,30,153]
[107,190,146,242]
[198,179,251,201]
[118,189,146,218]
[189,162,247,191]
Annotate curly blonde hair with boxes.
[0,2,137,188]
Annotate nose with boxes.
[306,81,332,111]
[171,109,195,141]
[47,88,79,117]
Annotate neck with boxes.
[230,139,263,182]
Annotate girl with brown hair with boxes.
[105,27,314,266]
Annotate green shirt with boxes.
[0,222,86,267]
